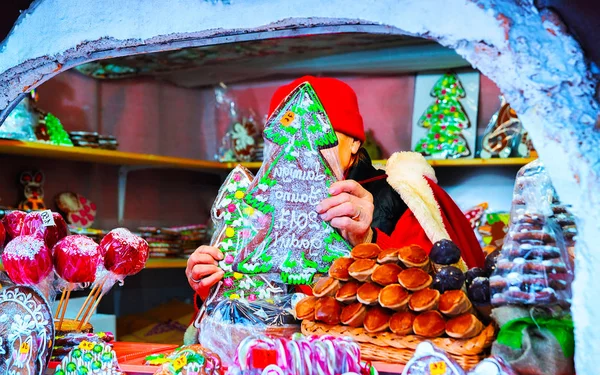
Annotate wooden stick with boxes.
[81,291,105,328]
[55,288,67,319]
[77,280,104,330]
[57,287,71,331]
[75,284,99,322]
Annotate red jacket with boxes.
[374,176,484,269]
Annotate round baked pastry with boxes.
[371,263,403,286]
[348,259,377,282]
[377,247,400,264]
[398,245,429,269]
[378,284,410,311]
[413,311,446,338]
[397,268,433,291]
[408,288,440,312]
[314,296,342,325]
[364,306,392,333]
[438,290,472,317]
[328,257,355,281]
[445,313,484,339]
[335,281,360,303]
[389,311,416,335]
[340,302,368,327]
[357,282,382,306]
[313,277,341,298]
[351,243,382,259]
[296,296,318,320]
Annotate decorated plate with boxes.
[0,286,55,375]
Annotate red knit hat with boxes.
[268,76,365,142]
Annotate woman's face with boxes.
[336,132,361,172]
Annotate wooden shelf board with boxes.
[0,140,234,171]
[0,140,534,170]
[145,258,188,269]
[0,258,189,272]
[241,157,536,169]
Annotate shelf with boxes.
[0,139,234,171]
[0,258,189,272]
[240,157,536,169]
[145,258,188,269]
[0,140,535,171]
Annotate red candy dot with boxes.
[80,197,87,204]
[441,89,447,95]
[72,214,80,221]
[438,114,444,119]
[450,106,456,112]
[90,203,97,210]
[434,133,441,139]
[426,114,432,119]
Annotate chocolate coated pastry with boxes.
[371,263,403,286]
[357,282,382,306]
[389,311,416,335]
[377,247,400,264]
[397,268,432,291]
[364,306,392,333]
[413,311,446,338]
[348,259,377,282]
[328,257,355,281]
[335,281,360,303]
[351,243,382,259]
[314,296,342,325]
[398,245,429,268]
[340,302,367,328]
[408,288,440,312]
[313,277,341,298]
[378,284,410,311]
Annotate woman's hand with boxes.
[316,180,374,247]
[186,245,225,294]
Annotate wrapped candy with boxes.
[491,161,573,307]
[197,293,302,366]
[2,210,26,243]
[229,334,376,375]
[21,210,70,250]
[402,341,465,375]
[467,356,517,375]
[53,341,123,375]
[53,235,102,284]
[1,235,53,288]
[100,227,149,277]
[149,344,222,375]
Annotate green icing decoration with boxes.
[44,113,74,146]
[414,72,471,159]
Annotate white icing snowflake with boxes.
[255,195,267,202]
[258,183,269,191]
[258,289,272,300]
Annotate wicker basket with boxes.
[301,320,495,370]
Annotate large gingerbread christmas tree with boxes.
[414,72,471,159]
[228,82,351,285]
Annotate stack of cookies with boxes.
[296,241,486,339]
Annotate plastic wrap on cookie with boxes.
[210,82,351,286]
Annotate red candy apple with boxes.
[100,228,149,276]
[2,235,53,285]
[53,235,101,284]
[1,210,26,243]
[21,211,69,249]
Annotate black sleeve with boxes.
[371,187,408,236]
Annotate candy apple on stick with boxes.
[1,235,54,298]
[53,235,102,330]
[21,210,69,249]
[76,228,149,329]
[1,210,26,244]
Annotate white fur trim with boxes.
[385,152,450,243]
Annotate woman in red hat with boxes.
[186,76,484,298]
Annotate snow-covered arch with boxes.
[1,0,599,370]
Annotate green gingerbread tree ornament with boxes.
[414,72,471,159]
[228,82,351,285]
